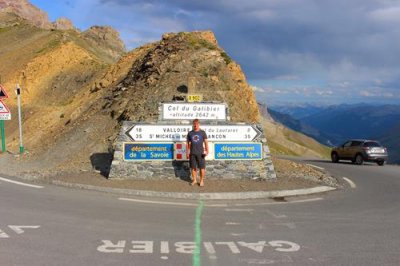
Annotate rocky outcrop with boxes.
[103,31,260,123]
[0,0,51,28]
[83,26,126,61]
[53,17,74,30]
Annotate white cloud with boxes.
[369,6,400,23]
[251,86,265,93]
[359,89,397,98]
[272,75,300,81]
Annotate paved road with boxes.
[0,160,399,265]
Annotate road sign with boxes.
[173,142,215,160]
[161,102,227,120]
[188,95,203,102]
[214,143,263,160]
[0,84,8,99]
[123,142,174,161]
[0,100,11,120]
[126,124,262,142]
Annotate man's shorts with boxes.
[189,153,206,170]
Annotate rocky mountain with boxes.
[0,0,126,61]
[53,17,74,30]
[102,31,260,123]
[268,108,334,146]
[83,26,127,63]
[0,0,51,28]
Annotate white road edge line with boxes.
[234,197,324,206]
[119,197,228,207]
[119,197,198,206]
[306,164,325,170]
[0,176,43,189]
[343,177,356,188]
[119,197,324,207]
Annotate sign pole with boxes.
[0,120,5,153]
[16,84,24,153]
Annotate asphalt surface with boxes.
[1,159,399,265]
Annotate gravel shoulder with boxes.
[0,153,338,193]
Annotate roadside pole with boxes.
[16,84,24,153]
[0,75,3,153]
[0,78,10,153]
[0,120,5,153]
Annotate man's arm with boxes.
[186,140,191,159]
[204,138,209,155]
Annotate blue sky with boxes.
[30,0,400,106]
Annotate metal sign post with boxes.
[0,120,5,153]
[16,84,24,153]
[0,82,9,153]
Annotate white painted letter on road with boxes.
[97,240,126,253]
[97,240,301,255]
[238,241,267,253]
[130,241,154,253]
[0,229,10,238]
[175,242,196,254]
[8,225,40,234]
[269,241,300,252]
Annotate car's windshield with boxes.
[363,141,381,147]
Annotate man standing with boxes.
[186,119,209,187]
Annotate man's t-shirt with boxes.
[187,130,207,155]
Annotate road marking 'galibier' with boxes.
[343,177,356,188]
[0,176,43,189]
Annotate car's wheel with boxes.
[331,152,339,163]
[355,154,364,165]
[377,160,385,166]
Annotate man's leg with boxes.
[199,168,205,187]
[199,155,206,187]
[189,154,198,185]
[191,168,197,185]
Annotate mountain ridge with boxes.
[271,103,400,164]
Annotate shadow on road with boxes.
[90,153,113,178]
[89,153,192,181]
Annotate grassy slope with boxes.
[262,117,331,159]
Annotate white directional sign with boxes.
[0,100,11,120]
[162,103,227,120]
[127,124,262,142]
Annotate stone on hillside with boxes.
[53,17,74,30]
[83,26,126,61]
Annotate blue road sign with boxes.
[123,143,174,161]
[214,143,263,160]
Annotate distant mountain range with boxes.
[270,103,400,164]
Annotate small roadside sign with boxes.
[188,95,203,102]
[0,84,9,99]
[0,100,11,120]
[161,102,227,120]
